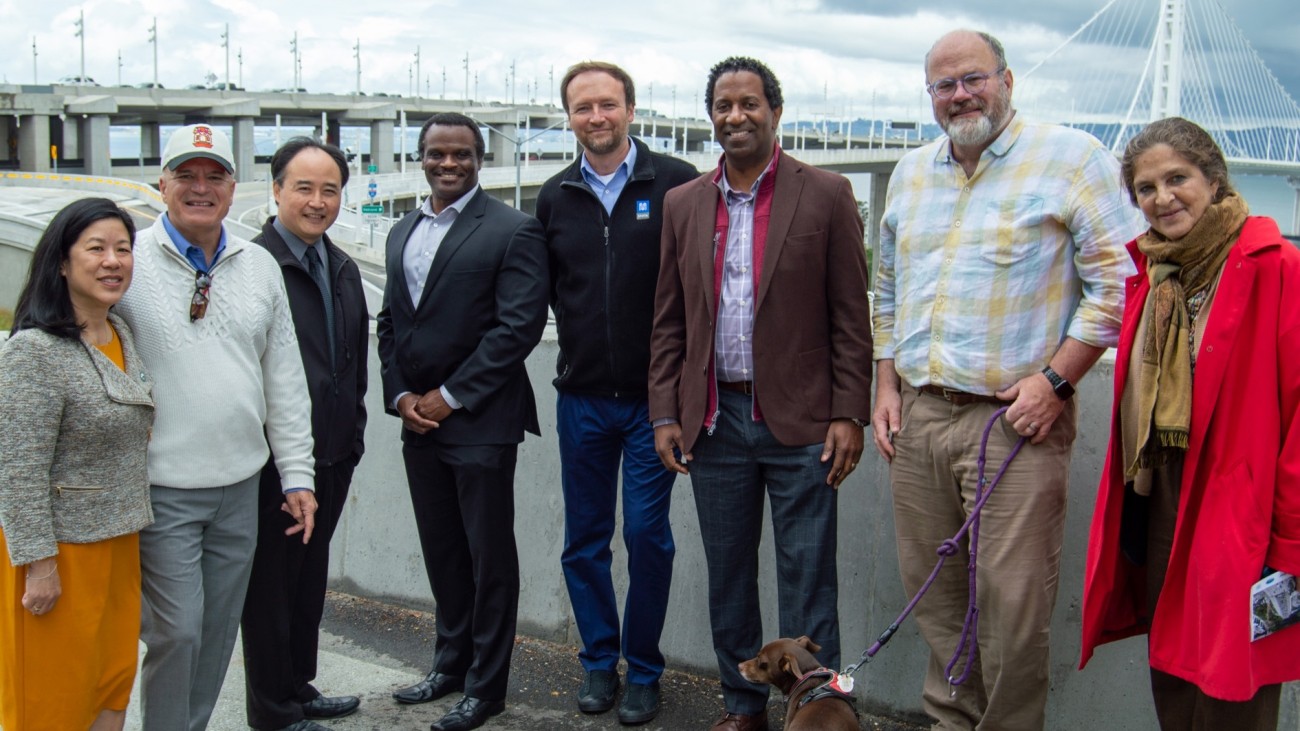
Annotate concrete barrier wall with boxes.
[329,332,1299,729]
[0,171,166,212]
[0,213,46,311]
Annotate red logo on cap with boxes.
[193,126,214,149]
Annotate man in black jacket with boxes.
[241,137,369,731]
[535,61,699,726]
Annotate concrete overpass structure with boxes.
[0,83,915,184]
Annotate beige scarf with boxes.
[1126,194,1248,479]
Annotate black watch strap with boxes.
[1041,366,1075,400]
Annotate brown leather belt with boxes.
[917,384,1010,407]
[717,380,754,395]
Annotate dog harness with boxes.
[790,668,858,712]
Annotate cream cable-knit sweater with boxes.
[116,218,315,492]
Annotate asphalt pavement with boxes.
[124,592,927,731]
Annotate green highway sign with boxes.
[361,204,384,214]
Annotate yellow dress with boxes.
[0,326,143,731]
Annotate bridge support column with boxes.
[486,123,517,168]
[58,116,79,161]
[369,119,394,173]
[81,115,111,176]
[867,170,891,288]
[1289,177,1300,238]
[231,117,256,183]
[0,117,13,162]
[17,114,52,172]
[141,122,161,160]
[316,118,340,148]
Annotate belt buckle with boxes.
[941,387,962,402]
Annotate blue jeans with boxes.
[689,388,841,714]
[557,392,677,685]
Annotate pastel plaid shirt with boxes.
[873,116,1142,394]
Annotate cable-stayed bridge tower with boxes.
[1017,0,1300,164]
[1151,0,1186,120]
[1017,0,1300,232]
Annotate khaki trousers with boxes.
[889,385,1076,731]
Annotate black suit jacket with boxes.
[376,188,549,446]
[254,219,369,467]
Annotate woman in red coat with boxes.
[1080,116,1300,729]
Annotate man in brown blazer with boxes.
[648,56,873,731]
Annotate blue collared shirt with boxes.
[579,139,636,215]
[162,214,226,272]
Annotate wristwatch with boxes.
[1041,366,1075,400]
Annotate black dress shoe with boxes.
[273,721,331,731]
[301,694,360,719]
[392,671,465,704]
[577,669,620,713]
[617,681,660,725]
[429,696,505,731]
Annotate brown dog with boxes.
[738,636,858,731]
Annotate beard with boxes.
[940,82,1012,147]
[577,128,626,157]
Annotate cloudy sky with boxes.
[4,0,1296,124]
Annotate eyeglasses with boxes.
[190,271,212,322]
[926,68,1005,99]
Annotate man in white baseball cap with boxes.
[160,121,237,174]
[116,122,319,731]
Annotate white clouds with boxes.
[4,0,1294,123]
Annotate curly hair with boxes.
[1121,117,1234,205]
[705,56,783,114]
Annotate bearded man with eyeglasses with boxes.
[116,123,317,731]
[870,30,1143,730]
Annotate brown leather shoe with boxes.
[710,710,769,731]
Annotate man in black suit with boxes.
[242,137,369,731]
[377,112,549,731]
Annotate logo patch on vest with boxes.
[636,199,650,220]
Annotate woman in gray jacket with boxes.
[0,197,154,731]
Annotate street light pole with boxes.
[221,24,229,90]
[31,37,37,84]
[649,83,656,148]
[473,114,570,209]
[117,50,122,86]
[462,52,469,108]
[671,85,677,154]
[74,10,85,85]
[353,39,360,95]
[289,32,300,90]
[414,46,420,99]
[149,18,158,87]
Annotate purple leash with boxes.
[843,407,1027,686]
